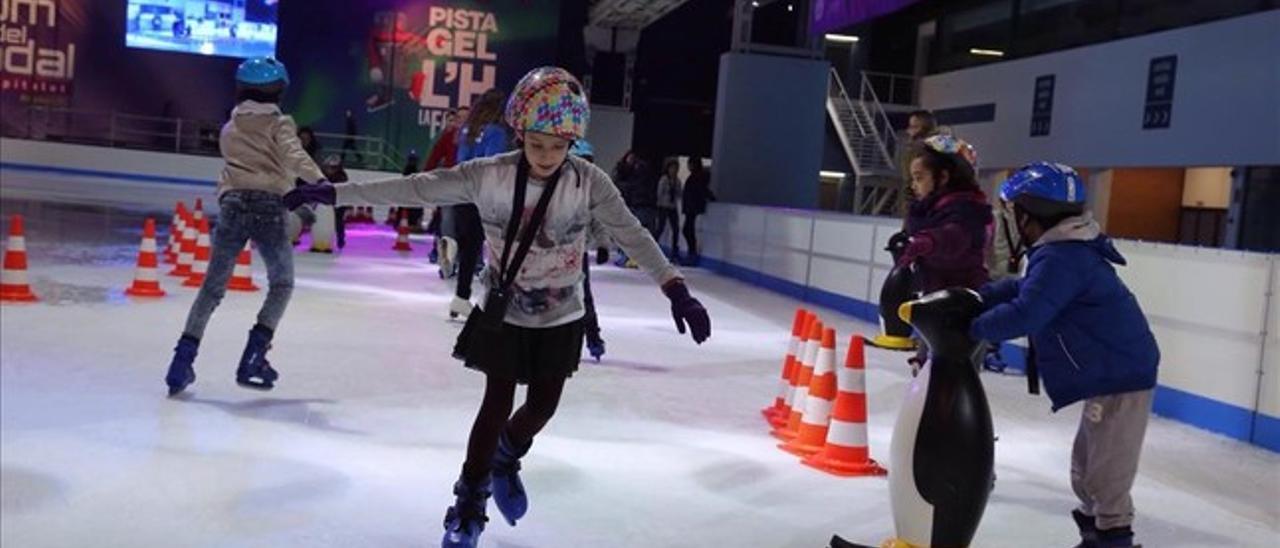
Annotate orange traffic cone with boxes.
[1,215,38,302]
[781,326,839,457]
[392,209,413,252]
[192,197,205,225]
[182,218,211,287]
[165,201,186,264]
[168,208,196,277]
[125,218,166,297]
[226,243,260,292]
[764,309,810,427]
[772,319,823,441]
[803,335,887,476]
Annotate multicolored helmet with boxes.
[922,133,978,170]
[236,57,290,88]
[504,67,590,141]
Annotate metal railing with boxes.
[857,72,899,173]
[1,105,404,171]
[860,70,917,106]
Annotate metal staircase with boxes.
[827,68,904,216]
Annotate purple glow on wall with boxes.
[810,0,922,35]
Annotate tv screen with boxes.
[126,1,278,59]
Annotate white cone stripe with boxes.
[2,269,28,284]
[814,347,836,375]
[178,252,194,265]
[192,261,207,274]
[802,339,820,371]
[7,237,25,251]
[786,336,799,360]
[827,419,870,446]
[783,383,798,406]
[792,386,809,410]
[233,264,251,276]
[801,397,833,426]
[141,240,157,253]
[837,368,866,393]
[136,268,159,281]
[775,377,790,399]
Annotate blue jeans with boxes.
[182,190,294,339]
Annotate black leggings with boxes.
[659,208,680,254]
[454,205,484,300]
[461,374,567,483]
[582,254,600,339]
[682,213,699,256]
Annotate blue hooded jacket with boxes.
[970,214,1159,411]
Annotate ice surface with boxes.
[1,196,1276,547]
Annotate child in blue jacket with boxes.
[969,162,1159,548]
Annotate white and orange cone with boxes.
[803,335,887,476]
[168,208,196,277]
[781,326,839,457]
[764,309,810,427]
[192,197,205,225]
[182,218,212,287]
[165,201,186,264]
[125,218,166,297]
[1,215,38,302]
[392,209,413,252]
[772,319,823,441]
[226,243,260,292]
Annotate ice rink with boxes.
[1,195,1277,547]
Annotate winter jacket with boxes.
[901,189,993,293]
[970,214,1160,411]
[334,151,681,328]
[986,203,1024,281]
[456,123,511,163]
[616,159,657,209]
[217,101,325,196]
[425,126,459,170]
[657,174,681,210]
[681,170,714,216]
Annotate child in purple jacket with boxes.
[899,135,993,370]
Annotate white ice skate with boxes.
[449,296,473,321]
[438,236,458,279]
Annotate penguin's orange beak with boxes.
[898,302,914,324]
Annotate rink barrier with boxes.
[694,203,1280,454]
[0,161,216,187]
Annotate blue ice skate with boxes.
[165,334,199,396]
[236,324,279,390]
[442,476,491,548]
[490,431,531,526]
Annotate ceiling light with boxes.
[969,48,1005,57]
[824,34,859,43]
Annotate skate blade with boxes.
[236,379,275,391]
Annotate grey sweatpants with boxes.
[1071,388,1154,530]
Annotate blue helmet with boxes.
[1000,161,1086,219]
[570,139,595,160]
[236,57,290,88]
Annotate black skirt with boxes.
[454,313,585,384]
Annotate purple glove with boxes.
[283,182,336,210]
[896,234,935,268]
[662,278,711,344]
